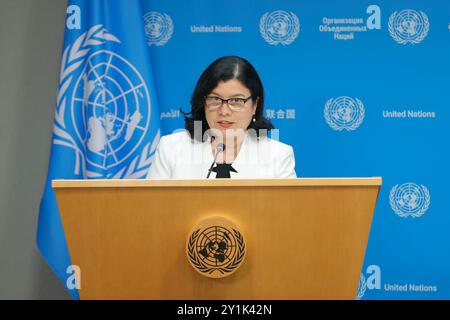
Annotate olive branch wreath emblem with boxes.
[187,228,246,276]
[324,97,365,131]
[388,11,429,45]
[52,24,159,178]
[145,13,174,47]
[389,184,430,218]
[259,11,300,46]
[356,273,367,300]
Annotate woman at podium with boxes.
[146,56,296,179]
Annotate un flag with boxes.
[36,0,160,299]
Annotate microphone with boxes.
[206,143,226,178]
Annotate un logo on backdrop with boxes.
[388,9,429,44]
[324,96,365,131]
[389,183,431,218]
[259,10,300,45]
[144,12,174,46]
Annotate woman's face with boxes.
[204,79,257,137]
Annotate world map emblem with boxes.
[388,9,429,44]
[187,217,246,278]
[72,50,150,175]
[53,25,158,179]
[324,96,365,131]
[144,11,174,46]
[389,183,430,218]
[259,10,300,45]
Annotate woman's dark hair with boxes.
[183,56,274,142]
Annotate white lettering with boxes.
[190,25,242,33]
[366,265,381,289]
[385,283,408,291]
[382,110,436,118]
[384,283,438,292]
[66,265,81,289]
[178,304,211,317]
[366,5,381,30]
[334,32,354,40]
[66,5,81,30]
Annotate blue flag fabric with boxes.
[37,0,160,299]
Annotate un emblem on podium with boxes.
[187,217,246,278]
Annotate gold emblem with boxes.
[186,217,246,278]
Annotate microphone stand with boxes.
[206,143,225,178]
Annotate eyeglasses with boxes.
[205,95,253,111]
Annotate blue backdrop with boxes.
[146,0,450,299]
[38,0,450,299]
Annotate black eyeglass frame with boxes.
[204,95,253,110]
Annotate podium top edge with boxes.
[52,177,382,188]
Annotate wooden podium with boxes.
[52,178,381,300]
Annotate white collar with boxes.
[201,131,251,166]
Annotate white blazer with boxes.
[146,130,297,179]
